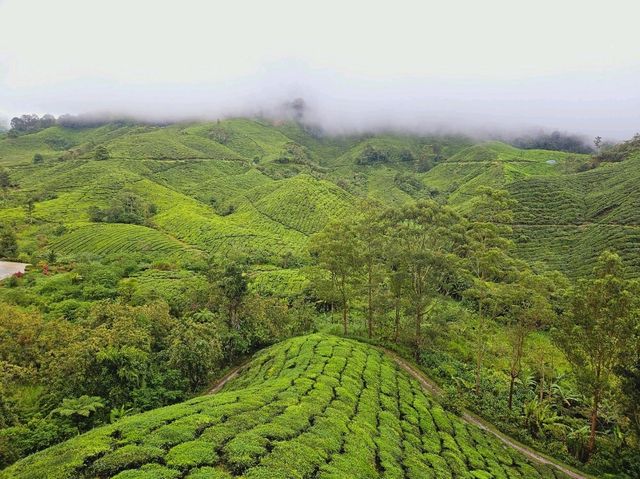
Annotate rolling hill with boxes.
[0,334,572,479]
[1,119,640,278]
[3,120,638,477]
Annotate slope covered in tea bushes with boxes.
[3,119,640,277]
[1,334,572,479]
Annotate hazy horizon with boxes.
[1,0,639,139]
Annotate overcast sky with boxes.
[0,0,639,138]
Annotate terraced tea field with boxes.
[3,120,640,277]
[52,223,197,260]
[2,335,574,479]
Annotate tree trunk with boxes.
[341,276,348,335]
[508,330,525,409]
[588,389,600,458]
[508,374,516,409]
[342,304,348,335]
[232,306,239,329]
[475,348,483,396]
[414,307,422,359]
[394,294,401,343]
[367,265,373,339]
[228,304,235,328]
[475,311,485,396]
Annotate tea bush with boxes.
[1,334,570,478]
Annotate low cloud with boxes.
[1,0,639,140]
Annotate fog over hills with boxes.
[1,0,639,139]
[2,1,640,478]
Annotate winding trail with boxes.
[382,348,590,479]
[204,342,589,479]
[206,363,248,394]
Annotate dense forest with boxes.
[0,116,639,478]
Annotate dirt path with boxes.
[382,348,590,479]
[206,363,247,394]
[205,344,588,478]
[510,222,640,228]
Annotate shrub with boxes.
[112,464,181,479]
[431,405,454,435]
[186,467,233,478]
[1,335,577,479]
[144,414,216,448]
[223,432,268,473]
[0,224,18,259]
[165,439,218,469]
[90,445,164,475]
[357,145,389,165]
[95,145,110,160]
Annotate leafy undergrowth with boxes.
[1,334,570,479]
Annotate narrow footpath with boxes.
[207,364,246,394]
[383,348,590,479]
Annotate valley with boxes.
[0,118,639,478]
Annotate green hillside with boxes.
[0,120,366,268]
[2,119,640,277]
[419,140,640,276]
[2,120,639,477]
[51,223,196,260]
[1,334,570,479]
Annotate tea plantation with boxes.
[1,335,571,479]
[3,119,640,277]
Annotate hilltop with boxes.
[1,334,573,479]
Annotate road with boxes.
[0,261,28,280]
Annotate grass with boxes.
[0,334,570,479]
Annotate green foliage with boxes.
[275,141,311,165]
[168,320,224,391]
[9,114,56,135]
[52,395,104,420]
[52,223,192,259]
[0,223,18,258]
[90,444,165,476]
[1,119,639,477]
[214,261,248,327]
[88,191,156,225]
[1,335,565,479]
[166,439,218,469]
[0,416,74,468]
[0,168,10,189]
[1,118,629,278]
[112,463,182,479]
[95,145,110,160]
[557,251,639,459]
[357,144,389,164]
[512,131,593,154]
[309,218,363,334]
